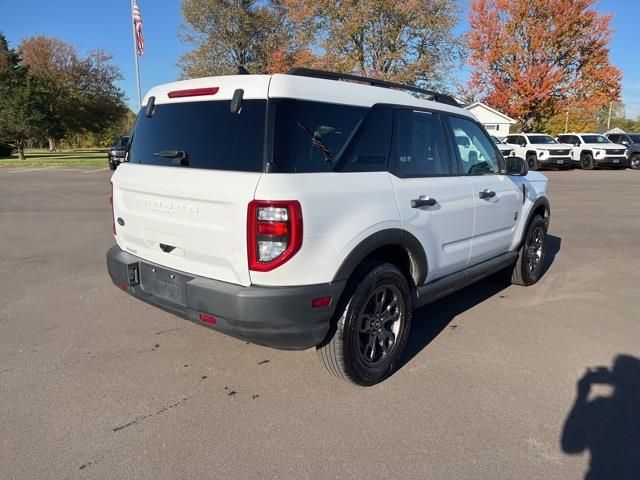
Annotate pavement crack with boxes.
[112,395,191,432]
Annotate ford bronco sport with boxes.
[107,69,550,385]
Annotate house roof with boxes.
[464,102,517,124]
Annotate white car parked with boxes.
[556,133,627,169]
[107,69,551,385]
[503,133,573,170]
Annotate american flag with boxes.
[133,0,144,56]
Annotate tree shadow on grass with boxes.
[398,234,561,370]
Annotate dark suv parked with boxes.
[605,133,640,170]
[108,135,130,170]
[0,142,14,157]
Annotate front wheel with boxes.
[629,153,640,170]
[581,153,594,170]
[526,154,539,171]
[511,215,547,286]
[317,262,412,386]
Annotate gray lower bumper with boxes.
[106,245,345,350]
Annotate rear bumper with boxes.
[106,246,345,350]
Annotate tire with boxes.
[510,215,547,286]
[317,262,412,386]
[526,154,539,171]
[629,153,640,170]
[109,161,117,171]
[581,153,594,170]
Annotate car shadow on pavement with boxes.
[561,355,640,480]
[398,234,562,371]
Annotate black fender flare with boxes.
[520,196,550,246]
[332,228,428,286]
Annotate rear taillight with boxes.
[247,200,302,272]
[110,182,116,236]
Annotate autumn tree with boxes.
[178,0,306,77]
[467,0,622,132]
[284,0,463,90]
[19,36,127,150]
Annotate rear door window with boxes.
[390,109,453,177]
[128,100,266,171]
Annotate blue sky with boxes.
[1,0,638,116]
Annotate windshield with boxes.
[128,100,266,171]
[581,135,610,144]
[117,136,129,147]
[528,135,557,144]
[627,134,640,143]
[490,135,502,144]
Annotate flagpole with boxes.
[131,0,142,109]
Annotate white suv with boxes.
[107,69,550,385]
[556,133,627,169]
[503,133,573,170]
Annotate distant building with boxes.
[464,102,517,138]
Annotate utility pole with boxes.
[607,101,613,130]
[564,111,569,133]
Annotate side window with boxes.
[504,135,515,144]
[390,109,452,177]
[338,105,393,172]
[608,135,618,143]
[448,116,501,175]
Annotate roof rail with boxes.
[287,68,460,107]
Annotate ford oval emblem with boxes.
[117,217,125,226]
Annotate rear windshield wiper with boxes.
[153,150,189,166]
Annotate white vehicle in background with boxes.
[556,133,628,170]
[107,69,551,385]
[503,133,573,170]
[490,135,514,157]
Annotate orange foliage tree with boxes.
[467,0,621,132]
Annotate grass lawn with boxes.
[0,148,109,168]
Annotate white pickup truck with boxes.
[556,133,628,169]
[503,133,573,170]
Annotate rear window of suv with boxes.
[128,100,266,171]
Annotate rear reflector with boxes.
[118,281,128,292]
[168,87,219,98]
[312,296,332,309]
[199,313,217,325]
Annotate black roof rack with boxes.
[287,68,459,107]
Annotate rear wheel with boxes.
[526,154,539,171]
[317,262,412,386]
[629,153,640,170]
[581,153,594,170]
[511,215,547,286]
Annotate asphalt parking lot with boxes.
[1,166,638,479]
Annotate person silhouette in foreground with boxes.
[561,355,640,480]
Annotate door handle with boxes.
[479,189,496,199]
[411,196,437,208]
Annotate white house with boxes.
[464,102,517,138]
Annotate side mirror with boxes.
[506,156,528,176]
[621,140,629,145]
